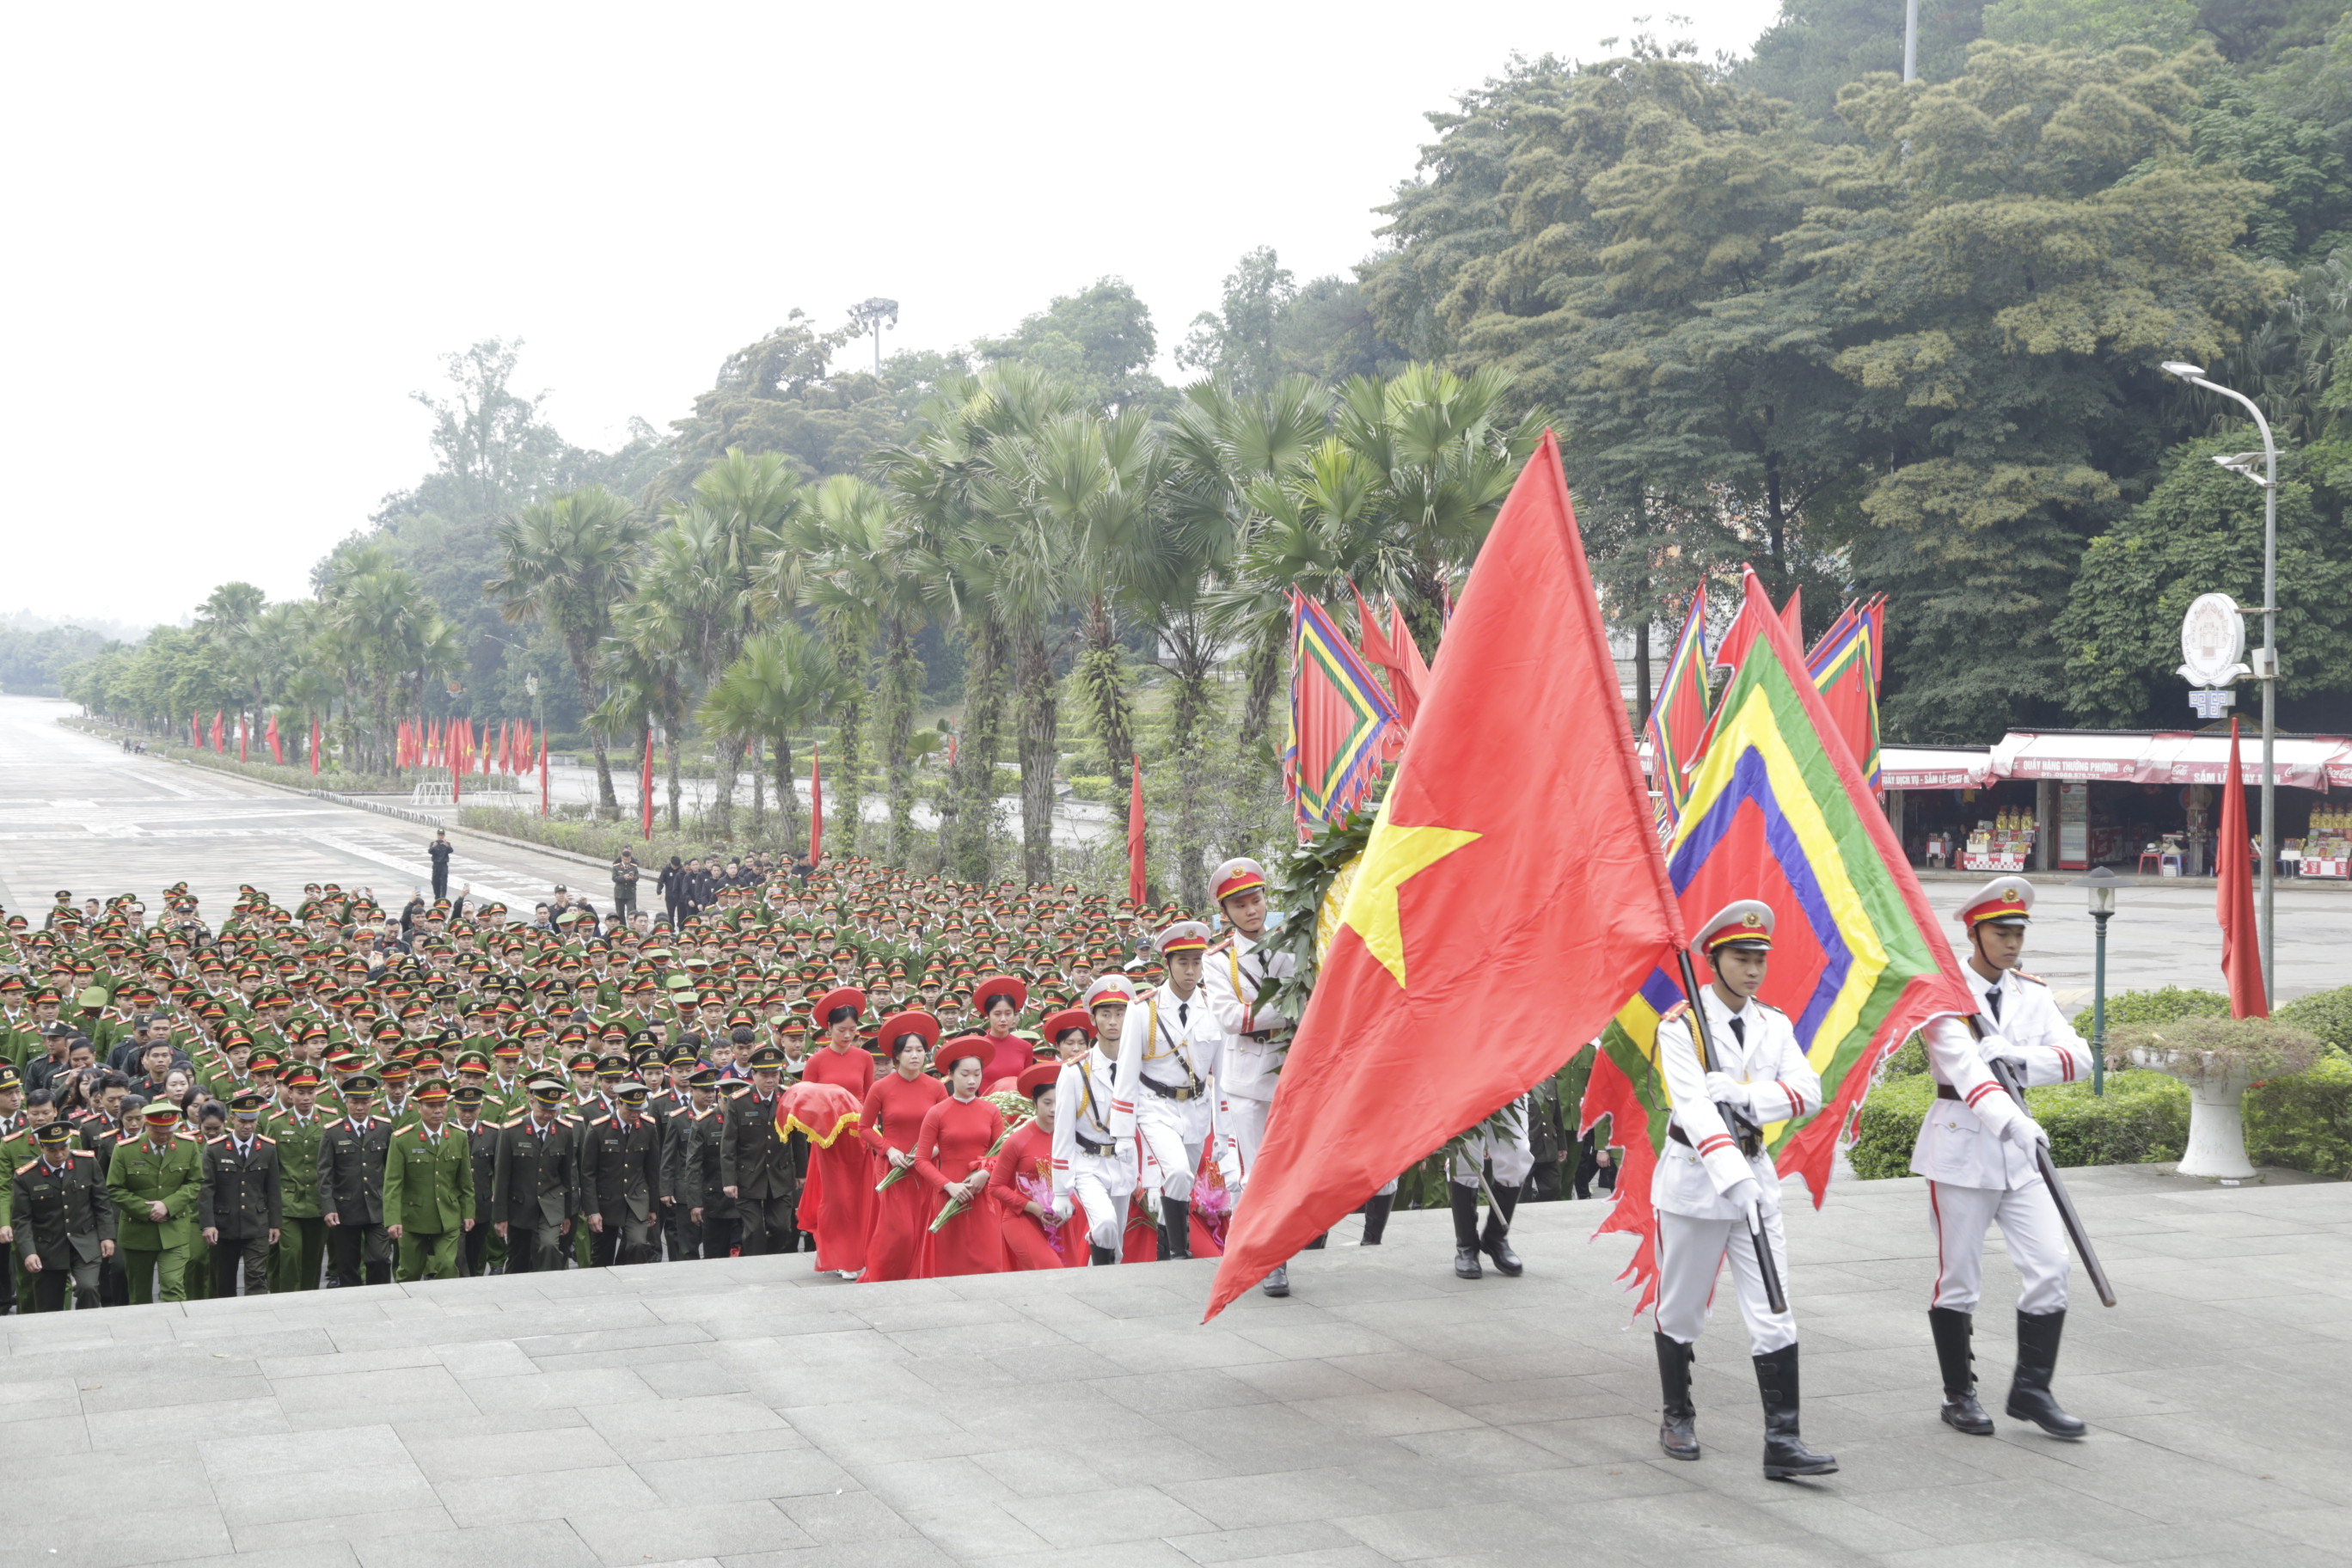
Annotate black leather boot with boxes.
[1656,1332,1699,1460]
[1449,1185,1482,1278]
[1754,1344,1839,1479]
[1359,1193,1392,1246]
[1159,1197,1191,1260]
[1930,1307,1994,1435]
[1088,1244,1118,1267]
[1480,1184,1523,1277]
[2006,1308,2086,1437]
[1260,1263,1290,1296]
[1303,1233,1327,1250]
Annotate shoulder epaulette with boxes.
[15,1160,33,1174]
[206,1135,226,1145]
[587,1113,610,1126]
[254,1135,275,1144]
[499,1115,523,1128]
[72,1148,95,1159]
[2016,971,2048,987]
[175,1131,199,1142]
[1659,1001,1689,1023]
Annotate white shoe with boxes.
[839,1269,861,1280]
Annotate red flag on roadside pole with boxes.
[1206,432,1687,1320]
[211,711,224,753]
[640,730,654,842]
[2218,718,2269,1018]
[1127,754,1147,905]
[810,744,824,867]
[451,724,462,805]
[538,735,549,818]
[238,718,247,763]
[310,717,322,775]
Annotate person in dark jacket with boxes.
[658,857,686,929]
[13,1121,113,1310]
[199,1090,281,1297]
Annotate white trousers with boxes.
[1927,1179,2068,1314]
[1068,1158,1136,1255]
[1226,1093,1271,1179]
[1653,1207,1798,1354]
[1136,1098,1208,1203]
[1448,1098,1534,1189]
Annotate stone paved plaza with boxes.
[1,1167,2346,1568]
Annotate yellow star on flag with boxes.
[1335,799,1480,990]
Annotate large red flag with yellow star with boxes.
[1205,432,1686,1320]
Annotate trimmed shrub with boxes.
[2245,1055,2352,1178]
[2072,985,2230,1035]
[1849,1069,2189,1179]
[2277,985,2352,1057]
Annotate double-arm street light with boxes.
[2160,361,2278,1001]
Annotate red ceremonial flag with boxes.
[310,717,322,775]
[1127,753,1147,905]
[1645,582,1712,827]
[1387,603,1430,727]
[451,723,462,804]
[1207,431,1687,1320]
[189,712,199,747]
[810,742,825,866]
[640,729,654,841]
[1779,586,1804,641]
[238,718,247,763]
[539,734,550,818]
[2217,719,2268,1018]
[211,711,224,753]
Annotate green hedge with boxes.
[2071,985,2230,1034]
[2245,1055,2352,1178]
[2277,986,2352,1056]
[1849,1069,2190,1179]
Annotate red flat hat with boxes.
[1040,1007,1093,1043]
[817,986,867,1022]
[973,975,1027,1014]
[1017,1062,1062,1099]
[877,1010,940,1050]
[934,1035,991,1073]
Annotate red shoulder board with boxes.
[1659,1001,1690,1024]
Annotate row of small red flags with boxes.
[395,718,537,775]
[192,711,286,765]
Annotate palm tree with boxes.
[603,597,695,830]
[487,485,647,813]
[697,625,848,854]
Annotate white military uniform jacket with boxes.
[1203,933,1295,1104]
[1653,985,1821,1222]
[1910,965,2094,1191]
[1050,1046,1130,1206]
[1107,982,1228,1140]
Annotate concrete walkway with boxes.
[7,1165,2345,1568]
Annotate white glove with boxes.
[1979,1036,2030,1069]
[1724,1177,1762,1212]
[1217,1151,1244,1189]
[1050,1195,1073,1223]
[1115,1139,1136,1163]
[2000,1113,2049,1149]
[1704,1071,1749,1110]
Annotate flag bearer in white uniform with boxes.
[1651,900,1836,1480]
[1109,922,1236,1261]
[1914,878,2094,1439]
[1448,1093,1533,1280]
[1051,977,1138,1265]
[1202,857,1319,1295]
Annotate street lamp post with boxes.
[2160,362,2278,1001]
[2069,867,2121,1094]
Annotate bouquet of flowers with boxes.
[928,1104,1032,1232]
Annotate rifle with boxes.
[1976,1026,2117,1308]
[1673,950,1787,1314]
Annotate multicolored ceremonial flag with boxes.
[1283,590,1402,834]
[1581,571,1971,1314]
[1645,584,1712,827]
[1210,432,1685,1320]
[1804,600,1883,793]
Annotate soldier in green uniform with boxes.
[266,1065,329,1290]
[579,1080,661,1266]
[318,1075,393,1286]
[383,1080,473,1283]
[13,1121,113,1309]
[107,1100,203,1304]
[492,1079,578,1275]
[199,1090,281,1297]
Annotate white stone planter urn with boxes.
[2116,1017,2322,1182]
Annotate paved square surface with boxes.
[4,1166,2346,1568]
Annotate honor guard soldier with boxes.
[1109,922,1238,1261]
[1200,858,1312,1295]
[1916,879,2096,1439]
[492,1079,579,1274]
[318,1074,394,1286]
[1448,1092,1534,1281]
[383,1080,473,1282]
[107,1100,202,1304]
[1651,901,1835,1479]
[199,1090,282,1296]
[13,1120,113,1310]
[581,1080,663,1265]
[719,1046,799,1257]
[1052,977,1139,1266]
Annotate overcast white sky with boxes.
[3,0,1792,629]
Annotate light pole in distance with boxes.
[2068,867,2121,1093]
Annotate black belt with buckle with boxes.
[1140,1076,1196,1102]
[1668,1121,1761,1160]
[1075,1132,1118,1156]
[1245,1030,1292,1044]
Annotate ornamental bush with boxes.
[2071,985,2230,1034]
[2245,1056,2352,1178]
[1848,1070,2189,1179]
[2276,986,2352,1057]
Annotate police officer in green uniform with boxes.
[383,1079,473,1282]
[107,1099,203,1304]
[492,1078,579,1274]
[199,1090,281,1297]
[13,1121,113,1309]
[266,1065,329,1290]
[318,1075,393,1286]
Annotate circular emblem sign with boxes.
[2178,593,2246,689]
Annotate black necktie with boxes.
[1729,1016,1745,1047]
[1987,987,2003,1024]
[1179,1002,1188,1026]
